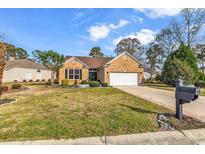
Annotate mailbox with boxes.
[175,79,200,119]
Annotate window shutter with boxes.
[80,69,82,80]
[65,69,68,79]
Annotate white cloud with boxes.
[131,15,144,23]
[88,24,110,41]
[135,8,182,19]
[113,36,124,46]
[88,19,130,41]
[104,45,115,51]
[113,28,157,45]
[136,29,156,44]
[109,19,130,29]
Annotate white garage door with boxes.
[110,73,138,86]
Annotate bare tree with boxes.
[156,8,205,55]
[181,8,205,47]
[146,42,163,81]
[115,38,144,60]
[155,27,178,57]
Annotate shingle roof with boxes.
[4,59,49,71]
[65,56,113,69]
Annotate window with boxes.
[69,69,74,79]
[68,69,82,80]
[75,69,80,79]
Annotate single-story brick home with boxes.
[59,51,144,86]
[3,59,52,83]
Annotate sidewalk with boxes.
[1,129,205,145]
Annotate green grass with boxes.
[144,83,205,96]
[0,87,170,142]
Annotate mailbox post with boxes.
[175,79,183,119]
[175,79,200,119]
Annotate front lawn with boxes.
[144,83,205,96]
[0,87,170,142]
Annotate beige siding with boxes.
[2,68,52,83]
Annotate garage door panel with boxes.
[110,73,138,86]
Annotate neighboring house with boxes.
[144,68,151,80]
[2,59,52,83]
[201,66,205,74]
[59,51,144,86]
[144,67,161,80]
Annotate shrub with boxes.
[29,80,33,82]
[42,79,45,82]
[101,83,108,87]
[80,80,88,84]
[13,80,18,82]
[54,79,59,84]
[0,86,9,92]
[74,79,78,85]
[198,72,205,82]
[162,57,196,86]
[195,80,205,88]
[162,43,199,86]
[11,84,21,89]
[23,80,27,82]
[61,79,69,86]
[89,81,100,87]
[144,78,151,83]
[169,43,199,71]
[155,74,162,82]
[46,79,52,85]
[36,79,40,82]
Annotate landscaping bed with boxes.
[157,113,205,131]
[0,99,16,105]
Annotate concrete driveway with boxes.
[115,86,205,122]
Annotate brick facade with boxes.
[59,53,144,85]
[59,58,89,84]
[98,54,144,85]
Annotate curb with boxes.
[1,128,205,145]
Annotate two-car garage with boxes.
[109,73,139,86]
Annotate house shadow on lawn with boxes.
[119,103,158,115]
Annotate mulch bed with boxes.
[0,99,16,105]
[157,113,205,131]
[3,87,29,94]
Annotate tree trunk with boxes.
[202,60,205,74]
[150,70,153,82]
[0,44,5,96]
[51,71,56,86]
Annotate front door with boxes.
[89,70,97,81]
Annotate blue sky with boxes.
[0,8,181,57]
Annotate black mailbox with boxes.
[175,79,200,119]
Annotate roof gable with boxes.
[65,57,89,67]
[65,56,113,69]
[4,59,49,71]
[105,51,143,67]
